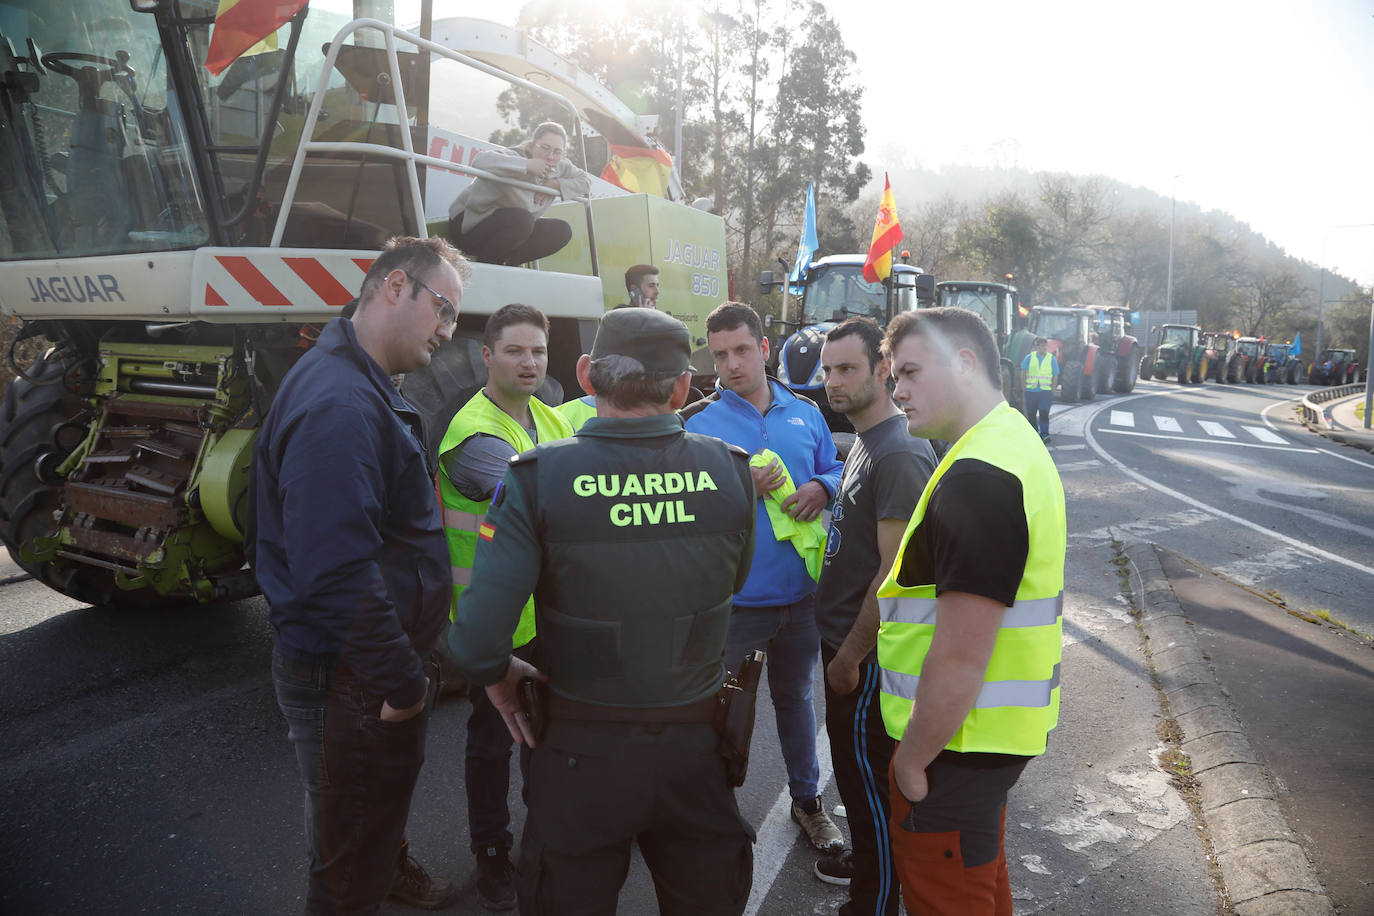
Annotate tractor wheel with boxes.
[0,348,171,608]
[1192,357,1206,384]
[1137,356,1151,381]
[1285,362,1299,384]
[1060,361,1082,402]
[1099,355,1118,396]
[1081,361,1096,401]
[1115,348,1138,393]
[1177,361,1189,385]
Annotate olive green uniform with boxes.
[451,412,758,915]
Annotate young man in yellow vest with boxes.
[1019,336,1058,442]
[437,303,573,911]
[878,308,1066,915]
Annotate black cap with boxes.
[590,308,691,374]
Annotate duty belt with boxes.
[548,693,718,724]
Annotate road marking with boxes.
[1197,421,1235,439]
[1052,443,1087,451]
[1243,425,1287,444]
[1153,415,1182,432]
[1085,407,1374,580]
[1110,410,1134,427]
[1314,447,1374,470]
[1260,397,1305,432]
[1057,459,1103,473]
[744,724,833,916]
[1098,428,1315,452]
[1071,509,1215,542]
[1215,548,1324,586]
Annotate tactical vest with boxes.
[1025,352,1054,391]
[557,395,598,432]
[876,402,1066,756]
[519,424,754,706]
[438,392,572,646]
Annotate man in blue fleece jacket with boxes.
[682,302,846,852]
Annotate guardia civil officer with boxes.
[450,308,758,915]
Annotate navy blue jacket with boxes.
[252,318,452,709]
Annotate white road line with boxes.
[1314,447,1374,470]
[1056,459,1103,473]
[1071,509,1215,542]
[1215,547,1324,586]
[1085,407,1374,580]
[1153,415,1182,432]
[1110,410,1134,428]
[1197,421,1235,439]
[744,725,833,916]
[1098,428,1315,452]
[1243,425,1287,444]
[1260,397,1305,432]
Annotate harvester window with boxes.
[1,1,210,260]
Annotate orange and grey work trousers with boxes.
[887,749,1031,916]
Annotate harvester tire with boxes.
[0,348,170,608]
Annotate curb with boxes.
[1122,541,1335,916]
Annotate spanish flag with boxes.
[862,173,903,284]
[205,0,309,76]
[601,144,674,198]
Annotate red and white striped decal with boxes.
[192,249,377,312]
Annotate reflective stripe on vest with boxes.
[438,391,573,647]
[876,401,1066,757]
[1025,352,1054,390]
[881,662,1062,709]
[879,593,1062,629]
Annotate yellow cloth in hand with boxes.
[749,449,826,581]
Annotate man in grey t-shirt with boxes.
[812,318,937,915]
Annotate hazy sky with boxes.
[427,0,1374,285]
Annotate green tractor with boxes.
[1139,324,1206,385]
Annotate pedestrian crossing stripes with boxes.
[1196,421,1234,439]
[1104,411,1292,446]
[1153,415,1183,432]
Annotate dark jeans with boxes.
[822,644,899,916]
[1023,389,1053,437]
[466,641,536,853]
[519,718,753,916]
[450,208,572,266]
[272,647,436,915]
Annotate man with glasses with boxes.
[448,122,591,266]
[251,236,466,913]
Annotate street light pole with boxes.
[1165,174,1180,318]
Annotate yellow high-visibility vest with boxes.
[438,391,572,647]
[876,401,1066,756]
[1025,352,1055,391]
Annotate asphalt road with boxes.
[18,377,1369,913]
[1065,377,1374,635]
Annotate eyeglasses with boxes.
[405,272,458,329]
[533,141,566,160]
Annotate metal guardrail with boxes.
[1299,384,1364,429]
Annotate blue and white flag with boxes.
[788,182,818,294]
[1290,331,1302,357]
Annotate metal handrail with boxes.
[269,18,599,276]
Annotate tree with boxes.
[1096,211,1168,310]
[1230,263,1305,337]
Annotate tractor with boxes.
[1008,306,1100,403]
[1200,332,1234,383]
[1140,324,1205,385]
[1259,341,1304,384]
[1308,348,1363,386]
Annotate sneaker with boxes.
[813,850,854,886]
[791,796,844,851]
[474,845,517,911]
[389,840,458,910]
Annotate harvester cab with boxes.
[934,278,1025,410]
